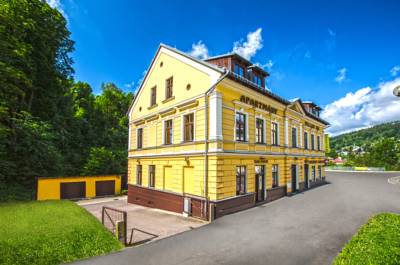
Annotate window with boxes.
[234,63,244,77]
[304,132,308,150]
[311,134,315,150]
[165,77,173,99]
[318,166,322,179]
[312,166,316,181]
[272,164,279,188]
[236,166,246,195]
[271,122,279,145]
[317,136,321,151]
[183,113,194,142]
[150,86,157,106]
[253,74,262,87]
[255,118,264,143]
[292,127,297,148]
[136,165,142,185]
[235,112,246,142]
[137,128,143,149]
[164,119,173,145]
[149,165,155,188]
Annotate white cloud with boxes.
[321,78,400,135]
[233,28,263,60]
[46,0,68,18]
[335,67,347,83]
[124,81,135,89]
[304,50,311,59]
[390,65,400,77]
[188,41,209,60]
[326,28,336,51]
[257,59,274,70]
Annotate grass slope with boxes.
[334,213,400,265]
[0,200,123,265]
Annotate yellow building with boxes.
[37,175,121,200]
[127,44,329,220]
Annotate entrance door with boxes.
[291,165,297,193]
[255,165,265,202]
[304,164,309,189]
[60,182,86,199]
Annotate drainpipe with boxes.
[203,70,229,219]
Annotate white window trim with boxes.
[311,133,315,150]
[255,115,266,144]
[291,126,298,148]
[304,131,309,149]
[299,124,303,148]
[317,135,321,151]
[136,127,143,149]
[234,109,249,142]
[181,111,196,143]
[162,119,174,145]
[271,120,280,146]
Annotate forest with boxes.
[328,121,400,170]
[0,0,133,200]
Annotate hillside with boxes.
[330,121,400,150]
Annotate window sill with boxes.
[235,140,249,143]
[162,96,175,104]
[147,104,158,110]
[180,140,194,144]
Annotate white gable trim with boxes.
[128,45,222,119]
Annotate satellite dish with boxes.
[394,85,400,97]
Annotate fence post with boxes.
[124,211,127,245]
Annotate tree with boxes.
[82,147,124,175]
[368,138,400,170]
[0,1,134,201]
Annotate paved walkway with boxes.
[81,197,205,245]
[74,171,400,265]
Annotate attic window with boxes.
[160,62,163,67]
[139,107,142,112]
[186,84,191,91]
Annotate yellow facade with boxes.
[37,175,121,200]
[127,44,328,215]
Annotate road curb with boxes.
[326,170,400,173]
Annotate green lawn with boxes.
[334,213,400,265]
[0,200,123,265]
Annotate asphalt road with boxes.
[74,171,400,265]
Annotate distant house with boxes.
[333,157,345,165]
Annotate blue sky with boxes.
[50,0,400,135]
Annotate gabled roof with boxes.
[161,43,225,73]
[127,43,225,116]
[127,44,329,126]
[290,99,330,126]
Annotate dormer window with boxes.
[253,74,262,87]
[234,63,244,78]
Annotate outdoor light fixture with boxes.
[393,85,400,97]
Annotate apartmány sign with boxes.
[240,95,278,114]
